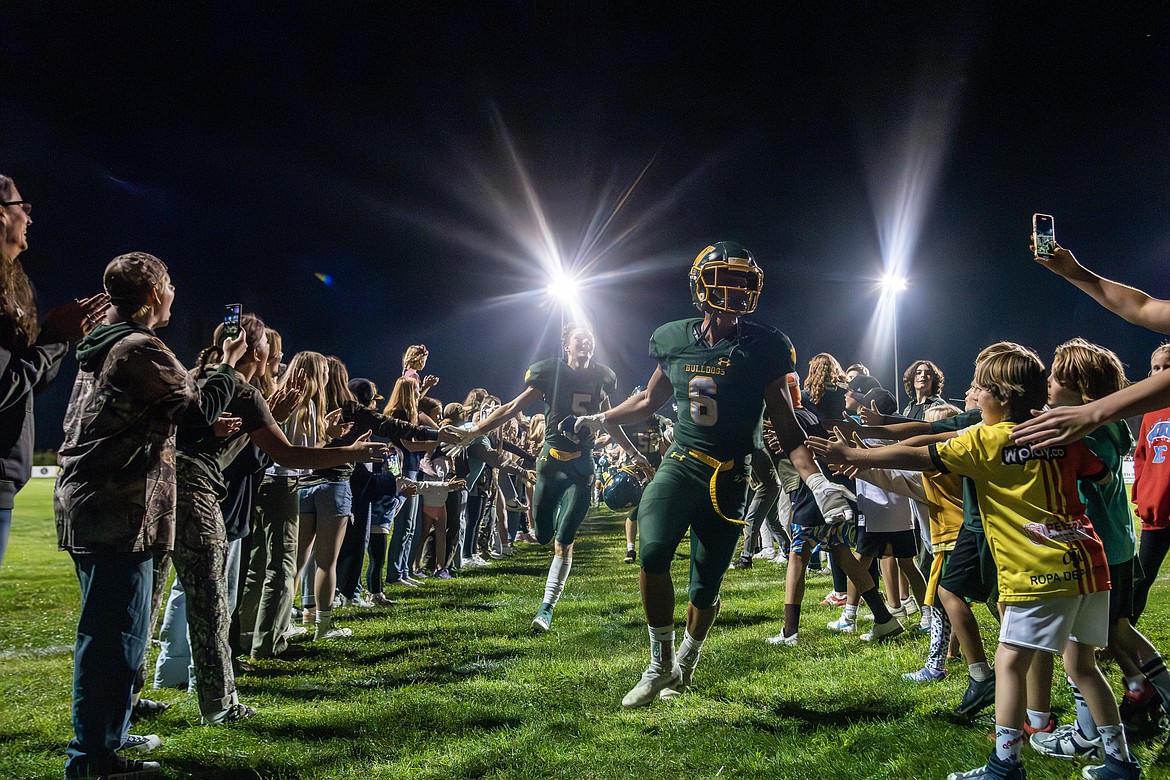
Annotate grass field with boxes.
[1,479,1168,779]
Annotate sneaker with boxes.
[752,548,776,560]
[889,606,908,622]
[1119,684,1168,737]
[505,498,528,512]
[1081,755,1143,779]
[532,603,554,632]
[730,556,752,570]
[765,630,799,646]
[955,674,997,717]
[515,531,538,543]
[902,666,946,682]
[488,549,504,560]
[350,593,375,608]
[624,549,637,564]
[120,734,161,753]
[622,663,682,707]
[370,592,396,606]
[202,702,256,725]
[410,569,429,579]
[388,577,419,588]
[67,756,163,779]
[283,625,309,639]
[315,627,353,640]
[773,553,788,565]
[820,591,847,607]
[946,754,1025,780]
[860,618,904,642]
[901,595,920,616]
[1022,714,1057,736]
[434,568,453,580]
[332,592,346,608]
[501,545,516,557]
[826,615,857,633]
[659,655,696,700]
[1030,723,1104,761]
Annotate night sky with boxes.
[4,6,1168,448]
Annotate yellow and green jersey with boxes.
[930,421,1111,603]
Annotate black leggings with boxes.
[1133,527,1170,624]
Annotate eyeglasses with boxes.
[0,200,31,215]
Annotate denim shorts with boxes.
[298,481,353,520]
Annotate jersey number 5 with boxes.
[571,392,593,416]
[688,376,718,426]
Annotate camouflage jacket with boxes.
[54,322,236,553]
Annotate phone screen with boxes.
[223,304,242,338]
[1033,214,1055,258]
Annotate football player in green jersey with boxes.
[459,323,651,632]
[573,241,856,707]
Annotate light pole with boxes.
[881,274,907,409]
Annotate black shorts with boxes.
[939,524,995,603]
[855,527,917,559]
[1108,557,1138,625]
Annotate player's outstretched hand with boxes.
[573,413,606,438]
[1009,406,1093,448]
[804,472,856,525]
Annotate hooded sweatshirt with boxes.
[0,330,68,510]
[55,322,235,553]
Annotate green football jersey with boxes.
[524,357,617,451]
[651,318,795,461]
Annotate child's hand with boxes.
[858,402,888,427]
[325,408,353,439]
[806,426,854,464]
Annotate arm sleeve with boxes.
[0,341,69,412]
[178,366,238,428]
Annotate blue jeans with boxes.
[66,551,153,777]
[386,471,418,582]
[0,507,11,571]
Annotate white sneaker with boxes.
[826,616,857,633]
[860,617,905,642]
[765,630,799,646]
[332,593,346,608]
[314,627,353,641]
[901,595,920,616]
[752,548,776,560]
[350,594,375,608]
[121,733,162,752]
[283,625,309,639]
[622,664,682,707]
[659,655,697,699]
[772,553,788,565]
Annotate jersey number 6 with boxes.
[688,376,718,426]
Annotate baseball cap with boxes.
[846,374,882,400]
[103,252,167,309]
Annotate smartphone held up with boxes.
[1032,213,1055,258]
[223,303,242,338]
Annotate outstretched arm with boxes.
[1012,368,1170,447]
[460,385,544,444]
[1036,244,1170,333]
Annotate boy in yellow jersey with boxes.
[811,343,1142,780]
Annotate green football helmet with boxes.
[688,241,763,315]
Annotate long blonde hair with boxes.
[803,353,846,405]
[282,351,330,442]
[384,376,420,424]
[254,328,283,397]
[402,344,428,372]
